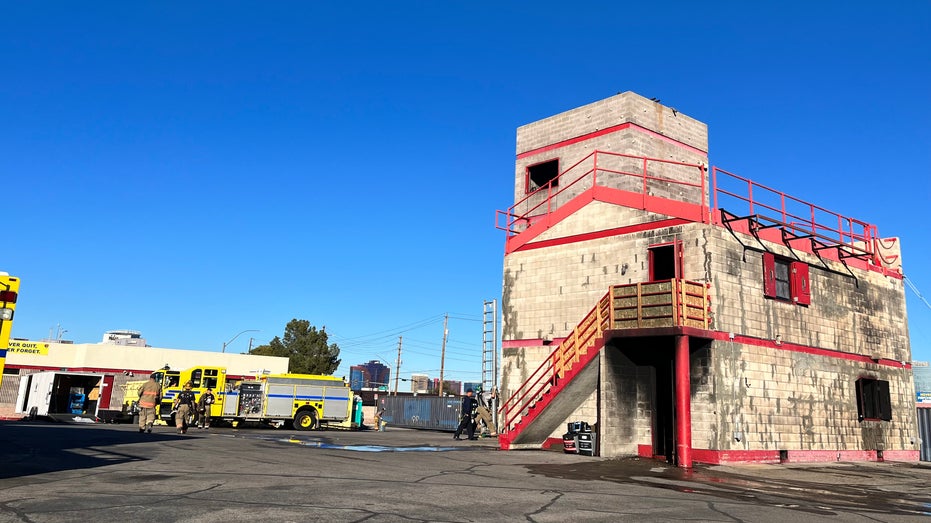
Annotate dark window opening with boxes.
[191,369,202,388]
[855,378,892,421]
[774,258,791,300]
[527,159,559,192]
[649,244,678,281]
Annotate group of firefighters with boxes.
[454,386,496,440]
[136,375,215,434]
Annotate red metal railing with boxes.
[712,167,878,258]
[496,151,707,235]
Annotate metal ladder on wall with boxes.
[482,299,498,430]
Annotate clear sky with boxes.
[3,2,929,385]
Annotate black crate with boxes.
[562,432,578,454]
[577,432,596,456]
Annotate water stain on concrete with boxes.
[525,457,931,517]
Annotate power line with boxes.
[905,275,931,310]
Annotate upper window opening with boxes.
[855,378,892,421]
[763,253,810,305]
[527,159,559,192]
[774,258,791,300]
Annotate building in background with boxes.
[102,330,147,347]
[350,360,390,390]
[349,366,368,391]
[915,362,931,404]
[432,378,461,396]
[0,336,288,419]
[410,374,429,394]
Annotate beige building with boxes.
[0,338,288,419]
[498,92,916,466]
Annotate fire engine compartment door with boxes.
[320,387,350,419]
[266,383,309,417]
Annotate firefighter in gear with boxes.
[454,389,478,440]
[173,381,196,434]
[137,375,161,433]
[197,388,215,429]
[474,385,498,436]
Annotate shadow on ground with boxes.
[0,421,172,480]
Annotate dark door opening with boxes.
[623,339,676,463]
[653,355,675,463]
[648,241,682,282]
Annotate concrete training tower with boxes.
[497,91,914,467]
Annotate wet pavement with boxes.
[527,458,931,518]
[1,420,929,522]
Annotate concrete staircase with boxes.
[499,293,611,449]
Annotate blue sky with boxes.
[3,2,929,385]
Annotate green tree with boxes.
[249,319,341,375]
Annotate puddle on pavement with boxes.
[284,439,462,452]
[525,457,931,517]
[235,433,463,452]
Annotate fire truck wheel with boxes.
[294,410,317,431]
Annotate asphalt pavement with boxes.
[0,420,929,522]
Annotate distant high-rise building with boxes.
[356,360,390,390]
[432,378,462,396]
[349,366,368,391]
[410,374,429,394]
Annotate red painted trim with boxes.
[637,444,653,458]
[504,184,703,254]
[674,335,692,468]
[690,449,919,465]
[691,449,780,465]
[542,437,563,450]
[514,218,689,254]
[6,364,132,375]
[502,338,567,349]
[517,122,708,160]
[504,328,909,370]
[602,327,910,370]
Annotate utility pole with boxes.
[438,313,448,396]
[394,336,402,396]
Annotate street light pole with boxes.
[222,329,259,353]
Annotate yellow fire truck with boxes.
[120,367,181,422]
[0,273,20,389]
[159,365,358,430]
